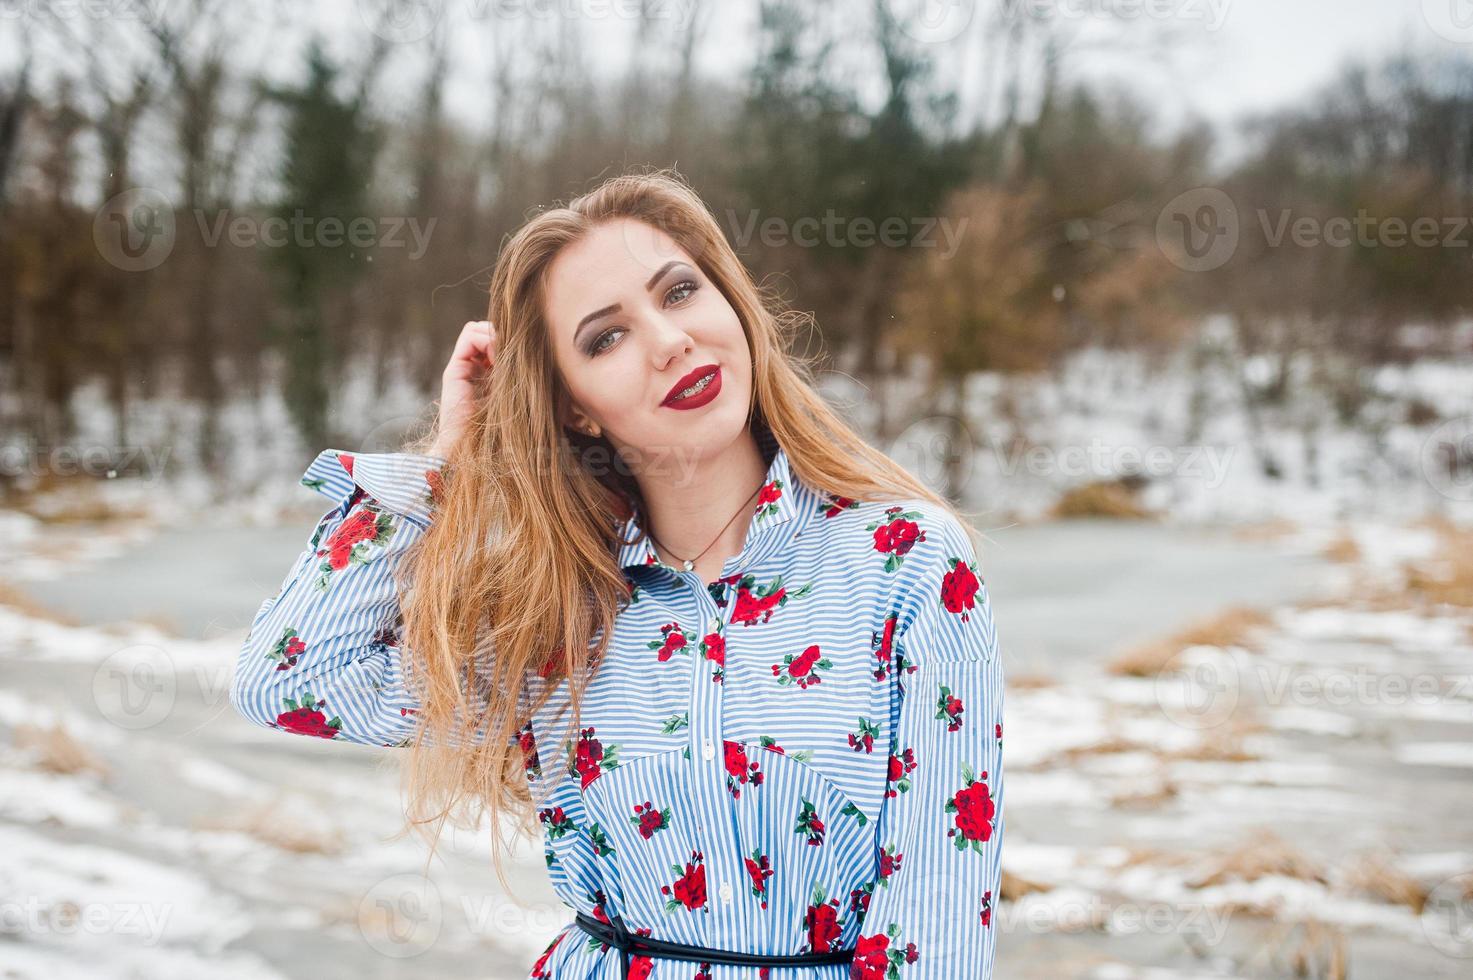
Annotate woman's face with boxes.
[545,217,752,472]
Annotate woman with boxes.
[231,169,1005,979]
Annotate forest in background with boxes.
[2,0,1471,502]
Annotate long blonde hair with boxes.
[388,167,981,894]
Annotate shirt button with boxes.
[719,882,733,903]
[702,739,716,761]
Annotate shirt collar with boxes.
[613,432,812,572]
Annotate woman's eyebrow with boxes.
[574,260,685,345]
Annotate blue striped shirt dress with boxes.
[231,427,1005,979]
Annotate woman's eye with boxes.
[590,328,624,355]
[666,279,698,305]
[588,280,698,357]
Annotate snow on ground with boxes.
[1,341,1470,976]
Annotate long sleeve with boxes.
[230,448,464,748]
[854,514,1005,979]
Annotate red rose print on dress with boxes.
[266,626,306,671]
[313,503,397,590]
[566,726,621,789]
[885,747,917,798]
[729,573,813,626]
[538,805,575,840]
[875,843,903,887]
[648,622,694,662]
[754,477,784,520]
[794,796,826,846]
[700,629,725,683]
[820,494,859,519]
[866,507,927,573]
[850,925,919,980]
[630,800,672,839]
[996,721,1003,749]
[980,888,993,927]
[586,821,615,857]
[704,572,746,610]
[940,555,982,622]
[757,735,814,763]
[935,684,965,731]
[802,883,846,953]
[660,849,708,912]
[945,761,996,853]
[271,691,341,738]
[848,717,880,753]
[745,846,774,909]
[516,722,541,780]
[529,930,564,978]
[870,613,898,681]
[772,644,832,689]
[723,740,765,799]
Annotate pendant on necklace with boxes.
[682,559,695,572]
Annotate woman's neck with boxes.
[638,430,769,573]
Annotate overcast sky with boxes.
[11,0,1467,173]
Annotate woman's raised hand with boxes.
[428,319,496,459]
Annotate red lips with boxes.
[661,364,721,408]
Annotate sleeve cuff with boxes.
[299,449,445,528]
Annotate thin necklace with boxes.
[645,480,765,574]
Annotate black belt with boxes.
[574,910,855,979]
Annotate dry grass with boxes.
[1050,480,1154,520]
[193,795,346,855]
[1110,777,1179,809]
[1187,829,1328,889]
[1052,735,1148,761]
[1247,919,1349,980]
[0,581,78,625]
[1397,518,1473,607]
[1231,518,1299,542]
[1340,851,1431,914]
[1320,533,1361,564]
[1106,606,1274,677]
[13,722,109,776]
[999,867,1050,902]
[1115,846,1199,869]
[1007,672,1056,689]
